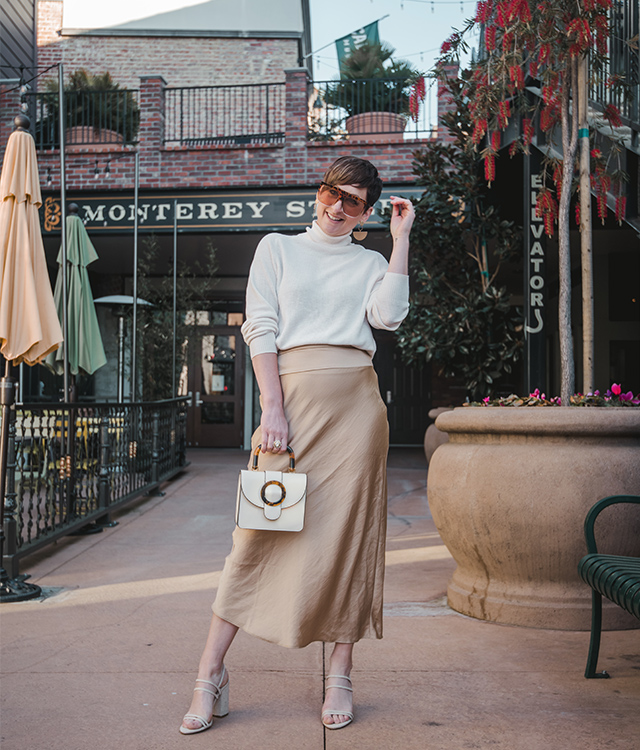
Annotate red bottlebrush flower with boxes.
[529,60,539,78]
[502,31,514,52]
[484,153,496,184]
[522,117,534,145]
[615,195,626,225]
[475,0,493,23]
[552,162,563,200]
[440,40,452,54]
[496,1,507,27]
[409,91,419,121]
[497,100,511,128]
[485,25,497,52]
[507,0,531,23]
[540,100,560,131]
[575,201,581,226]
[509,65,525,91]
[472,118,488,144]
[591,148,602,160]
[594,15,609,54]
[538,44,551,66]
[509,141,519,156]
[414,75,426,100]
[567,18,592,56]
[536,189,558,237]
[492,130,501,151]
[603,103,623,128]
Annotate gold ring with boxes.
[273,440,282,449]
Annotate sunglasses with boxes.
[317,182,370,217]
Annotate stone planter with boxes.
[66,126,124,152]
[423,407,452,465]
[427,407,640,630]
[345,112,406,142]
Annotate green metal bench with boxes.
[578,495,640,679]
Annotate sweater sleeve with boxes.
[240,238,279,358]
[366,271,410,331]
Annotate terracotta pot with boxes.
[66,126,124,152]
[423,407,452,465]
[345,112,406,142]
[428,407,640,630]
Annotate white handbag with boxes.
[235,445,307,532]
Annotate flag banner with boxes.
[335,21,380,75]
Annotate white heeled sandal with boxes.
[321,674,354,730]
[179,666,229,735]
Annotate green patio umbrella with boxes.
[45,211,106,376]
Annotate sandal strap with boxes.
[182,713,210,727]
[322,709,354,719]
[193,686,218,698]
[325,674,353,692]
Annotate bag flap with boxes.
[240,470,307,510]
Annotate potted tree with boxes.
[38,70,140,151]
[323,42,422,141]
[423,3,640,631]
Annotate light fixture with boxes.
[105,161,111,178]
[93,160,99,179]
[46,167,52,186]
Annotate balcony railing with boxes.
[28,89,140,150]
[309,77,436,141]
[164,83,285,146]
[2,398,188,577]
[590,0,639,138]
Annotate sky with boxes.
[60,0,479,81]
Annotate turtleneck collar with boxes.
[305,220,354,247]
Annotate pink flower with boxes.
[619,391,634,402]
[611,383,622,396]
[483,396,491,403]
[530,388,540,398]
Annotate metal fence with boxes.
[28,89,140,150]
[164,83,286,146]
[309,77,437,141]
[589,0,639,138]
[2,398,188,577]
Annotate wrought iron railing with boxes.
[164,83,285,146]
[2,398,188,577]
[309,77,436,141]
[28,89,140,150]
[590,0,639,136]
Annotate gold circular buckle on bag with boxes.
[261,480,287,506]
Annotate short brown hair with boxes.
[322,156,383,207]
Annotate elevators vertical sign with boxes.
[523,151,546,393]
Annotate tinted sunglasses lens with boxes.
[342,196,364,216]
[318,185,339,206]
[318,185,364,217]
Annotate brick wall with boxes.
[3,68,441,192]
[36,0,298,89]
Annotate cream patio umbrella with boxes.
[0,116,63,601]
[44,207,107,379]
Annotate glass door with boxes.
[183,324,245,447]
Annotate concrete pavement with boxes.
[1,448,638,750]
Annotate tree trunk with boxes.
[558,61,579,406]
[578,56,594,394]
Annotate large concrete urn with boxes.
[427,407,640,630]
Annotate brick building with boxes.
[0,0,445,448]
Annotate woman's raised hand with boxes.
[389,196,415,240]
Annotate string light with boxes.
[93,160,99,179]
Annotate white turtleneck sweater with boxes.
[241,221,410,359]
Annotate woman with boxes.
[180,156,414,734]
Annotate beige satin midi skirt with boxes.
[212,345,389,648]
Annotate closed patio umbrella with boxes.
[0,123,63,365]
[0,116,63,601]
[45,209,106,377]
